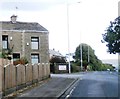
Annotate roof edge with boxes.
[0,21,48,32]
[0,30,49,33]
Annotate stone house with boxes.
[0,15,49,64]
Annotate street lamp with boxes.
[67,2,71,73]
[67,1,81,73]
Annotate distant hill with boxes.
[102,59,118,69]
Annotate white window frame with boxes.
[2,35,8,49]
[31,37,39,50]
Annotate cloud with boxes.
[0,0,86,11]
[1,2,60,11]
[0,0,119,60]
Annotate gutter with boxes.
[0,30,49,33]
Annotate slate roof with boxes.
[49,49,65,57]
[0,21,48,32]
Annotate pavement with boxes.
[16,76,78,98]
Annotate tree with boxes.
[49,56,66,63]
[74,43,103,71]
[102,16,120,54]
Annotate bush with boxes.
[13,57,28,65]
[71,62,80,72]
[0,52,2,58]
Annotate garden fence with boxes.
[0,61,50,96]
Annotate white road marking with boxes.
[66,95,70,99]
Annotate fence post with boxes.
[3,64,9,97]
[0,59,4,98]
[47,63,50,78]
[42,63,44,79]
[3,66,5,97]
[37,63,39,83]
[38,63,42,81]
[25,64,27,87]
[15,65,18,95]
[32,64,33,85]
[0,64,3,98]
[38,63,40,81]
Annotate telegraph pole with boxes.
[88,45,90,63]
[80,44,82,71]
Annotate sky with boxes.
[0,0,119,66]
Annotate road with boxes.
[56,71,119,98]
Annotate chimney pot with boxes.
[11,15,17,23]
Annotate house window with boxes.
[31,37,39,50]
[31,54,39,64]
[2,35,8,49]
[13,53,20,61]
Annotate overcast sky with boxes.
[0,0,119,62]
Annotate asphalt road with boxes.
[16,71,119,98]
[67,71,119,98]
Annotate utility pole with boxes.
[88,45,90,63]
[80,44,82,71]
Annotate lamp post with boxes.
[67,1,81,73]
[67,3,71,73]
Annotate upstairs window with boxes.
[2,35,8,49]
[31,37,39,50]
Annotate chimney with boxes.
[11,15,17,23]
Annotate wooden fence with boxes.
[0,58,11,66]
[0,63,50,96]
